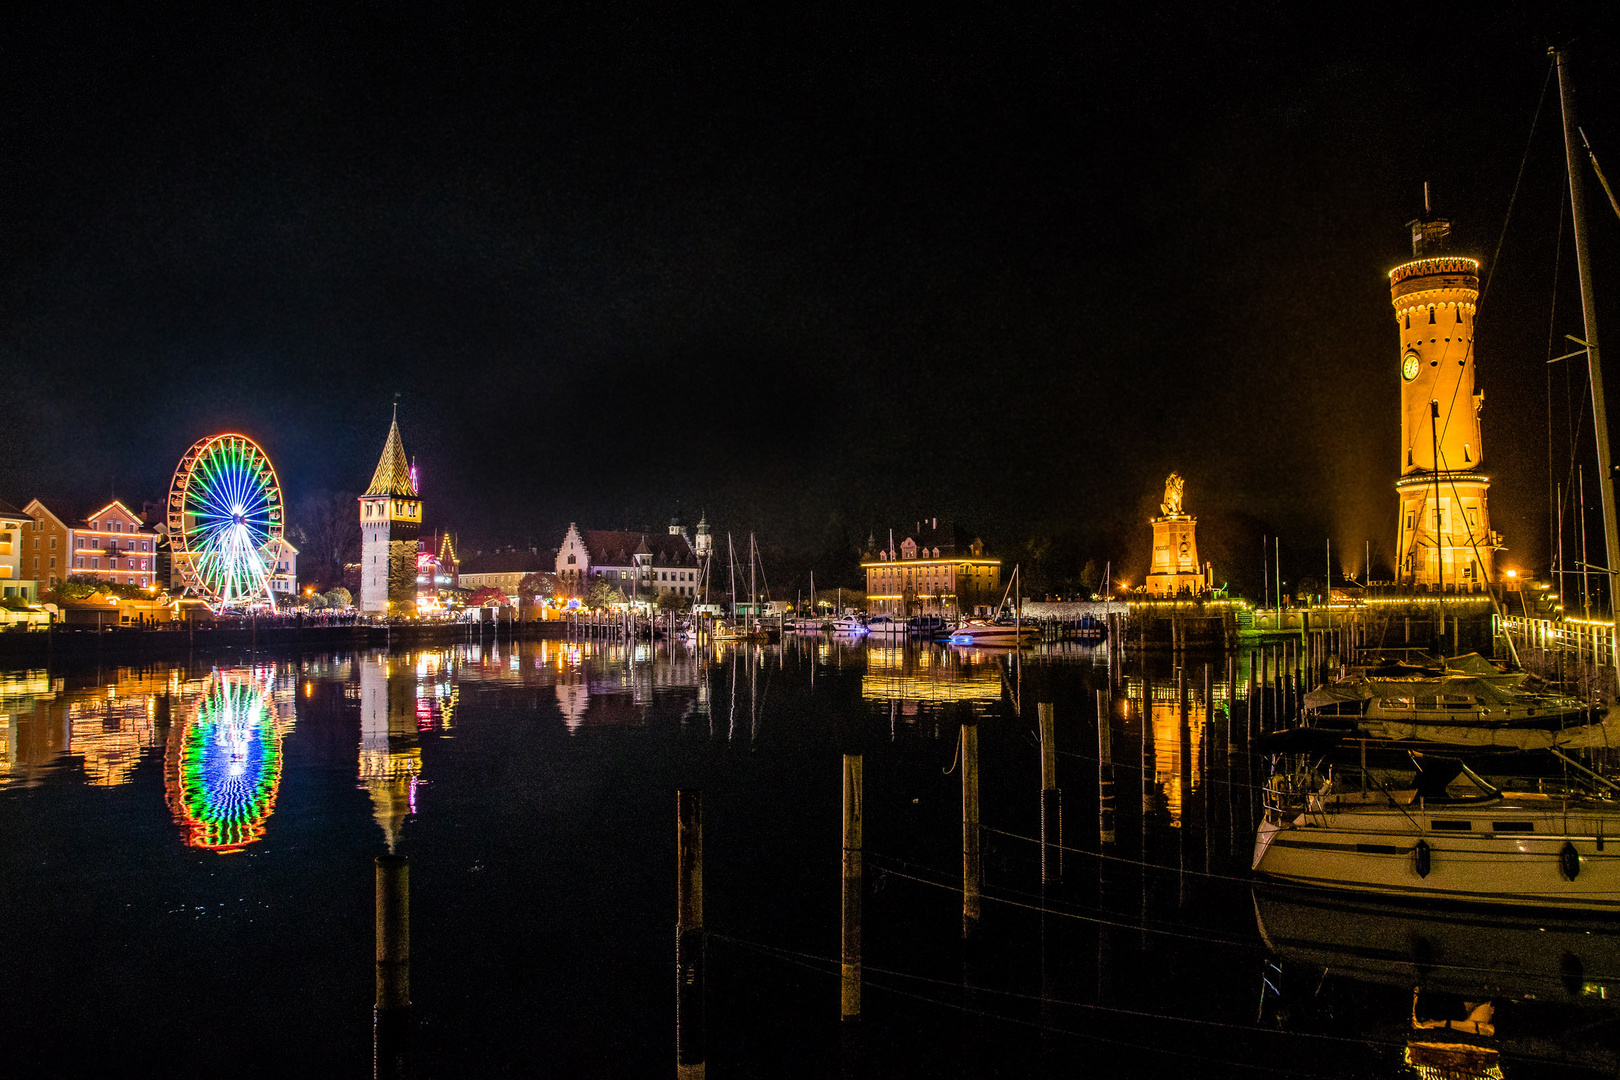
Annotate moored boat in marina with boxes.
[1253,756,1620,911]
[945,619,1041,646]
[864,615,907,639]
[1301,653,1609,750]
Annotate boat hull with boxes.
[945,626,1041,645]
[1253,805,1620,912]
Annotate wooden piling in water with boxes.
[1096,689,1115,845]
[677,791,705,1078]
[842,755,862,1021]
[962,717,981,939]
[1038,702,1060,884]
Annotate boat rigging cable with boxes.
[711,932,1398,1077]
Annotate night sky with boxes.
[3,5,1617,592]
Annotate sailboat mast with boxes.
[728,533,737,619]
[1555,47,1620,678]
[750,532,758,622]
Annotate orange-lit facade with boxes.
[1390,215,1501,590]
[861,530,1000,616]
[56,500,159,590]
[20,500,69,590]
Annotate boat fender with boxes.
[1414,839,1432,879]
[1561,841,1581,882]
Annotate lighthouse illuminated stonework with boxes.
[1390,209,1502,590]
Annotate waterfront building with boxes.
[412,532,461,614]
[358,413,422,616]
[20,500,69,591]
[36,500,160,592]
[1,499,40,601]
[1145,473,1210,597]
[262,536,298,600]
[1390,208,1501,590]
[554,523,702,601]
[459,547,551,601]
[861,519,1001,616]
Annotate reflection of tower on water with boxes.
[1127,673,1210,826]
[359,654,422,852]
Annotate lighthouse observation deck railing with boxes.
[1388,256,1481,287]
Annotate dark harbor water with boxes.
[2,636,1617,1078]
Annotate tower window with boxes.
[1429,307,1436,324]
[1463,444,1471,463]
[1407,449,1413,466]
[1455,308,1464,323]
[1404,312,1411,329]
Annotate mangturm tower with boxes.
[1390,204,1502,590]
[359,411,422,616]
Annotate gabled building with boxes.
[861,518,1001,616]
[358,413,422,616]
[555,523,702,601]
[30,500,159,592]
[19,499,68,592]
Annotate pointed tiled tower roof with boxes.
[366,414,416,497]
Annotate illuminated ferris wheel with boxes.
[168,433,284,610]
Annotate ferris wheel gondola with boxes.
[167,433,284,611]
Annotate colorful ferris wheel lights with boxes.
[173,671,283,853]
[168,433,283,611]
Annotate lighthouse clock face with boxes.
[1402,351,1421,381]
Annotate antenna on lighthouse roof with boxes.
[1424,181,1430,214]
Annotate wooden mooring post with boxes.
[1096,689,1115,844]
[1038,702,1060,885]
[677,791,705,1078]
[962,716,981,939]
[842,755,863,1021]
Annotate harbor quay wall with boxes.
[0,619,570,661]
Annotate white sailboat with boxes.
[1253,757,1620,911]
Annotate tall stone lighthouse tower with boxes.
[359,411,422,616]
[1390,207,1501,590]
